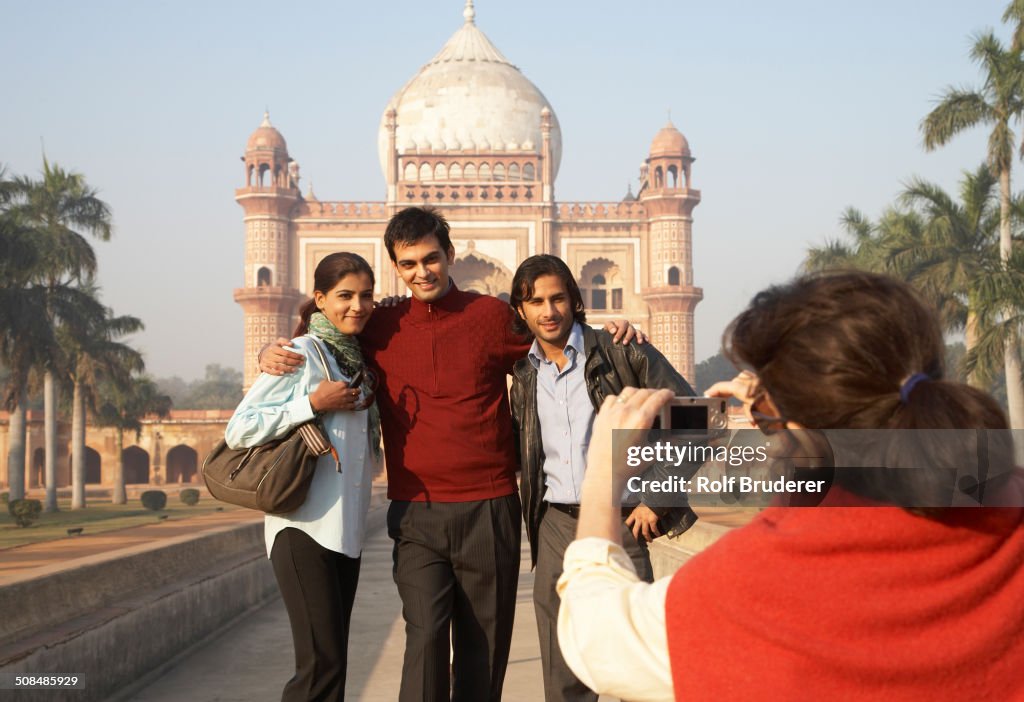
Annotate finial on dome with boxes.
[463,0,475,24]
[261,110,272,127]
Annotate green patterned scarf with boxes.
[308,311,382,459]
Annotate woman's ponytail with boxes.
[294,298,318,337]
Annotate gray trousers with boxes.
[533,505,652,702]
[387,494,522,702]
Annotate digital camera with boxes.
[654,396,729,433]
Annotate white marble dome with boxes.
[378,1,562,179]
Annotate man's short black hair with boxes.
[384,206,453,262]
[509,254,587,336]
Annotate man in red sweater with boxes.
[261,207,639,701]
[366,208,524,701]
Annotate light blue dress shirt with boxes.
[225,335,378,559]
[529,323,594,505]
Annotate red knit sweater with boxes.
[360,283,529,502]
[665,493,1024,701]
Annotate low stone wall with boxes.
[0,522,275,702]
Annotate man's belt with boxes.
[548,502,637,519]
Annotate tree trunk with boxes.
[6,388,28,501]
[71,378,86,509]
[965,308,982,389]
[112,426,126,504]
[1006,349,1024,428]
[1001,168,1014,263]
[43,371,59,512]
[998,169,1024,459]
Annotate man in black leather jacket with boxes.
[508,254,699,702]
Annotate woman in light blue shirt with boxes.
[226,252,381,702]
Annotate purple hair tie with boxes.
[899,373,930,404]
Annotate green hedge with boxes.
[179,488,200,506]
[8,499,42,528]
[141,490,167,511]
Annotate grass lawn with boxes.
[0,495,245,550]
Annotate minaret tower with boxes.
[639,121,703,380]
[234,112,305,388]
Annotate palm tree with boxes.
[0,223,41,502]
[965,245,1024,384]
[62,304,143,509]
[921,31,1024,430]
[804,207,890,272]
[0,166,54,501]
[886,165,1002,386]
[11,159,112,510]
[96,375,171,504]
[1005,0,1024,52]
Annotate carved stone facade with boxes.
[236,2,703,389]
[0,2,704,494]
[0,410,229,491]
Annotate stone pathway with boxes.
[122,506,752,701]
[1,495,747,701]
[0,509,263,585]
[126,506,551,701]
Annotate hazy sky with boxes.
[1,0,1012,380]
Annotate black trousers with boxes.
[387,494,522,702]
[533,505,652,702]
[271,527,362,702]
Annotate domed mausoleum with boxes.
[0,0,705,503]
[234,1,702,387]
[378,0,562,182]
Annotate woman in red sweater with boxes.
[557,271,1024,701]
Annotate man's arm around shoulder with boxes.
[625,338,695,397]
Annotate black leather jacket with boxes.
[511,326,700,566]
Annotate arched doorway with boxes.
[85,447,101,484]
[123,446,151,484]
[580,258,624,311]
[166,445,199,483]
[32,448,44,488]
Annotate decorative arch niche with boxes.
[166,445,199,484]
[449,246,513,299]
[123,446,150,484]
[69,447,102,484]
[580,258,624,311]
[667,165,679,188]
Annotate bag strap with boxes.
[304,335,336,383]
[302,335,343,471]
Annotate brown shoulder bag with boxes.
[202,336,338,514]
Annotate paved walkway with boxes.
[1,494,751,701]
[125,504,559,701]
[0,508,264,585]
[123,505,752,702]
